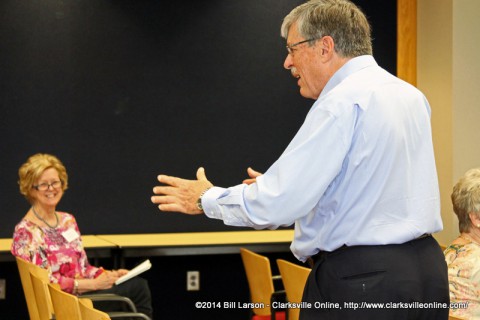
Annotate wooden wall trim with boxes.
[397,0,417,86]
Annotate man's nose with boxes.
[283,53,293,70]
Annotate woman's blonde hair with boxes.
[18,153,68,203]
[451,168,480,233]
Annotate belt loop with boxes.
[307,257,315,268]
[307,250,329,268]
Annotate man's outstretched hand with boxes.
[151,167,213,214]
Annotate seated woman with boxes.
[445,167,480,319]
[11,153,153,319]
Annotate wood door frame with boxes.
[397,0,417,86]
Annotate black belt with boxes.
[306,233,432,268]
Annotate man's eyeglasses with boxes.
[33,181,62,191]
[286,38,318,55]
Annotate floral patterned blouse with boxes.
[445,238,480,320]
[11,212,103,293]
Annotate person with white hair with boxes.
[445,167,480,319]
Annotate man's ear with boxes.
[319,36,335,60]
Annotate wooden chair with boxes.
[17,257,151,320]
[30,267,57,320]
[79,298,111,320]
[276,259,311,320]
[48,279,150,320]
[240,248,286,320]
[16,256,42,320]
[48,282,82,320]
[32,266,112,320]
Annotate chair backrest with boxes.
[47,282,82,320]
[276,259,311,320]
[17,255,147,320]
[30,267,55,320]
[16,256,41,320]
[240,248,276,316]
[79,298,111,320]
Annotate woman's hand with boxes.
[76,269,131,293]
[107,269,129,278]
[93,271,117,290]
[116,269,129,277]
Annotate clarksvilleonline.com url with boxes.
[343,301,469,310]
[194,301,469,310]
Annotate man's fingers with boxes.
[152,185,177,195]
[157,203,184,213]
[152,169,213,215]
[196,167,207,181]
[151,195,177,204]
[247,167,262,178]
[151,195,194,214]
[157,174,182,187]
[243,178,256,185]
[243,167,263,184]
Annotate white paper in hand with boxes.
[115,259,152,285]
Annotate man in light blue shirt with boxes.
[151,0,449,318]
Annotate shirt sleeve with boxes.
[202,106,353,229]
[71,219,104,280]
[11,223,50,268]
[11,225,34,260]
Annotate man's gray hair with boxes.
[281,0,372,57]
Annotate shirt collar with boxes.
[319,55,378,99]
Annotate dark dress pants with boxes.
[300,236,449,320]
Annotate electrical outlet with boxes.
[0,279,5,299]
[187,271,200,291]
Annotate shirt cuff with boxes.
[202,186,227,219]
